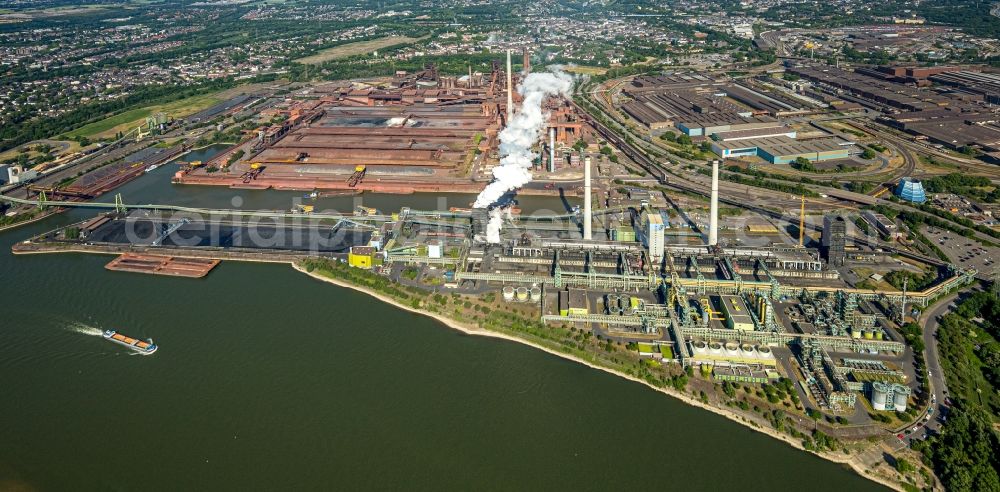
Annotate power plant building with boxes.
[720,295,755,331]
[822,215,847,267]
[870,381,910,412]
[643,212,665,261]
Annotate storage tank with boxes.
[875,331,884,340]
[893,385,909,412]
[529,286,541,302]
[864,330,874,340]
[502,286,515,302]
[515,287,529,302]
[605,294,619,314]
[871,381,889,411]
[851,327,862,339]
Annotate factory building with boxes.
[427,241,443,259]
[348,246,375,269]
[720,295,755,331]
[710,136,851,163]
[711,126,797,143]
[558,289,588,316]
[713,365,779,384]
[6,165,37,185]
[612,225,636,242]
[822,215,847,267]
[862,210,897,236]
[895,177,927,204]
[675,116,777,138]
[643,212,665,262]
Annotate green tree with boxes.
[793,156,815,171]
[895,457,914,474]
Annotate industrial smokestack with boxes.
[523,49,531,73]
[473,71,574,243]
[506,50,514,122]
[549,127,556,172]
[584,156,592,240]
[709,159,719,246]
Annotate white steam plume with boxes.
[475,70,574,243]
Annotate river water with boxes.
[0,146,884,490]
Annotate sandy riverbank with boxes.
[290,262,903,492]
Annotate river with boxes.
[0,146,884,491]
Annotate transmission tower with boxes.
[899,277,908,325]
[114,193,126,214]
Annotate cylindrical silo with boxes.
[893,386,908,412]
[871,382,889,411]
[529,286,541,302]
[502,286,515,302]
[515,287,528,302]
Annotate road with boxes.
[918,292,959,432]
[887,291,960,446]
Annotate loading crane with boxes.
[241,163,264,183]
[347,165,367,187]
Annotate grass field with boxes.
[563,65,609,76]
[0,139,80,161]
[66,92,226,139]
[295,36,422,65]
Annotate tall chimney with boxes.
[523,49,531,73]
[709,159,719,246]
[549,127,556,172]
[584,156,593,240]
[506,50,514,122]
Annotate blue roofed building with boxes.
[895,177,926,203]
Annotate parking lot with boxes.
[923,226,996,271]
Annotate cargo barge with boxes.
[105,253,220,278]
[103,330,158,355]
